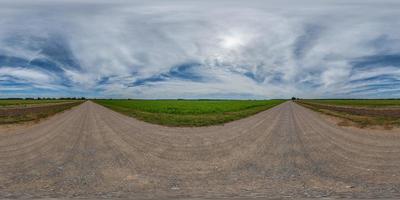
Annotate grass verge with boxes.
[94,99,285,127]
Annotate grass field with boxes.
[297,100,400,129]
[304,99,400,108]
[0,99,76,107]
[94,99,285,126]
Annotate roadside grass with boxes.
[297,100,400,129]
[304,99,400,108]
[0,101,84,124]
[94,99,285,127]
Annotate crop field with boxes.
[0,100,84,124]
[297,100,400,128]
[94,99,285,126]
[0,99,76,107]
[304,99,400,108]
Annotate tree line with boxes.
[1,97,86,100]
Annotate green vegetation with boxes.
[304,99,400,108]
[94,99,285,126]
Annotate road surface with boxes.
[1,101,400,199]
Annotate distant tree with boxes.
[291,97,296,101]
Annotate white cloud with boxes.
[0,67,53,84]
[0,0,400,98]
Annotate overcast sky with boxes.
[0,0,399,99]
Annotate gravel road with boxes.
[1,101,400,199]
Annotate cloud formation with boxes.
[0,0,400,98]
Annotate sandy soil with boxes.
[0,101,400,199]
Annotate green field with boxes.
[94,99,285,126]
[0,99,77,107]
[304,99,400,108]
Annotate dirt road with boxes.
[1,101,400,199]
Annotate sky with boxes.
[0,0,400,99]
